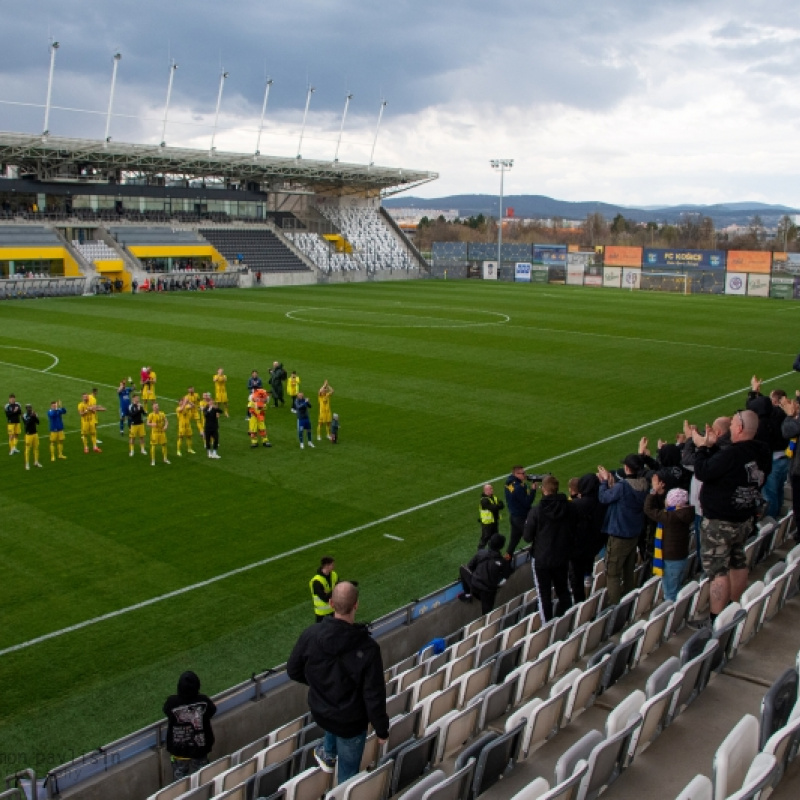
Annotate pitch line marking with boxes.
[1,370,793,659]
[384,534,404,541]
[0,345,59,372]
[285,306,509,328]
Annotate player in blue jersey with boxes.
[47,400,68,461]
[118,378,134,435]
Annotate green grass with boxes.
[0,281,796,774]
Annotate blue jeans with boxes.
[763,457,789,519]
[662,558,689,602]
[323,730,367,784]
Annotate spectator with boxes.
[163,671,217,780]
[288,582,389,785]
[598,454,649,605]
[269,361,287,407]
[644,478,695,601]
[523,476,573,621]
[567,473,606,603]
[780,394,800,542]
[310,556,337,623]
[693,409,771,621]
[478,483,504,549]
[504,465,537,559]
[460,533,508,614]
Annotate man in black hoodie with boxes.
[462,533,508,613]
[163,670,217,779]
[524,476,574,621]
[288,582,389,784]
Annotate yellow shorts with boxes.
[215,390,228,404]
[25,433,39,446]
[142,387,156,401]
[130,423,145,439]
[150,432,167,446]
[81,423,96,436]
[178,421,192,437]
[8,423,20,437]
[50,431,65,443]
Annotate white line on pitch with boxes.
[384,535,404,541]
[0,370,793,658]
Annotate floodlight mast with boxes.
[490,159,514,273]
[255,78,273,156]
[160,61,178,147]
[369,99,387,166]
[104,53,122,143]
[43,40,60,137]
[297,85,315,159]
[210,70,229,153]
[333,92,353,163]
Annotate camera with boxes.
[526,473,550,482]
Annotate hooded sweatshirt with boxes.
[287,617,389,739]
[523,492,574,569]
[163,671,217,759]
[570,474,607,560]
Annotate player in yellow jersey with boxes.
[316,380,334,441]
[5,394,22,455]
[287,370,301,411]
[247,389,272,448]
[87,387,105,444]
[79,393,103,453]
[176,397,196,456]
[213,368,229,417]
[142,367,157,412]
[22,404,42,470]
[147,402,170,466]
[185,385,203,437]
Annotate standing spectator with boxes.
[567,473,606,602]
[460,533,508,613]
[780,394,800,542]
[213,368,229,417]
[47,400,67,462]
[524,476,573,621]
[288,582,389,785]
[644,478,695,601]
[295,393,314,449]
[203,395,223,459]
[147,402,170,466]
[598,455,649,605]
[287,371,302,411]
[504,465,537,559]
[128,394,147,456]
[22,404,42,470]
[5,393,22,455]
[117,378,133,436]
[163,670,217,780]
[478,484,504,549]
[317,380,335,441]
[269,361,287,407]
[310,556,338,623]
[693,409,771,621]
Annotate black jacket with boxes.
[163,671,217,759]
[570,474,607,560]
[467,547,507,592]
[287,617,389,739]
[523,493,574,569]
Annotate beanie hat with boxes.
[666,488,689,508]
[488,533,506,551]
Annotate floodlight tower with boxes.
[297,85,315,159]
[333,92,353,163]
[210,70,229,153]
[104,52,122,143]
[369,99,387,166]
[160,60,178,147]
[255,78,273,156]
[43,40,60,136]
[490,159,514,272]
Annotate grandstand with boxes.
[11,501,800,800]
[0,132,437,293]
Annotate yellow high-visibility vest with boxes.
[310,571,338,616]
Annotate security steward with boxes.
[478,484,504,549]
[310,556,338,623]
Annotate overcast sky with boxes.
[2,0,800,207]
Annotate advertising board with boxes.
[604,246,642,267]
[726,251,771,274]
[726,272,747,295]
[747,273,770,297]
[532,244,567,266]
[643,248,725,270]
[482,261,498,280]
[603,266,622,288]
[514,262,532,282]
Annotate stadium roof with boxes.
[0,132,438,197]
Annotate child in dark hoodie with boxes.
[163,670,217,779]
[523,475,574,622]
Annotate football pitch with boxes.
[0,280,795,774]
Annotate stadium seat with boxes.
[247,758,294,800]
[734,582,768,649]
[646,656,682,698]
[709,604,746,674]
[457,663,494,707]
[562,657,608,723]
[476,634,504,667]
[501,618,530,652]
[712,714,760,800]
[723,753,778,800]
[548,629,585,681]
[279,767,333,800]
[516,683,570,758]
[191,755,232,789]
[580,607,614,658]
[506,651,555,706]
[411,670,446,706]
[473,675,519,729]
[394,769,447,800]
[681,627,712,666]
[628,673,683,758]
[147,776,191,800]
[467,722,525,800]
[331,757,394,800]
[505,777,551,800]
[672,642,719,720]
[538,760,589,800]
[599,628,644,692]
[673,775,713,800]
[759,668,799,749]
[420,758,475,800]
[549,607,579,644]
[387,688,413,720]
[522,626,553,663]
[632,576,661,620]
[691,578,711,623]
[762,715,800,795]
[605,592,638,638]
[213,756,258,794]
[574,592,602,629]
[416,685,460,734]
[762,572,790,623]
[426,705,479,764]
[605,691,645,739]
[446,652,478,686]
[667,581,700,637]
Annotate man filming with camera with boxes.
[504,465,543,559]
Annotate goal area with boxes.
[636,271,690,294]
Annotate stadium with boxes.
[2,44,800,800]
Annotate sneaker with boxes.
[10,448,19,455]
[188,449,196,454]
[163,459,171,464]
[263,441,271,447]
[308,441,315,448]
[317,435,321,441]
[314,745,336,774]
[130,452,134,457]
[34,462,42,468]
[457,592,472,603]
[51,456,56,462]
[214,452,221,459]
[93,447,102,453]
[140,450,147,455]
[251,442,258,449]
[84,448,89,454]
[151,461,156,466]
[300,442,304,449]
[58,455,67,460]
[96,440,103,445]
[208,451,212,458]
[25,463,30,471]
[291,408,297,414]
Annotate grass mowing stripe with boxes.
[3,369,789,659]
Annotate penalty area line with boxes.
[0,371,792,658]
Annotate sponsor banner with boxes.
[747,273,770,297]
[532,244,567,266]
[567,251,594,268]
[643,248,725,270]
[531,265,549,284]
[726,272,747,295]
[566,265,585,285]
[726,251,772,274]
[770,277,794,300]
[515,262,532,282]
[482,261,498,280]
[623,268,642,289]
[603,266,622,288]
[584,274,603,287]
[604,245,642,268]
